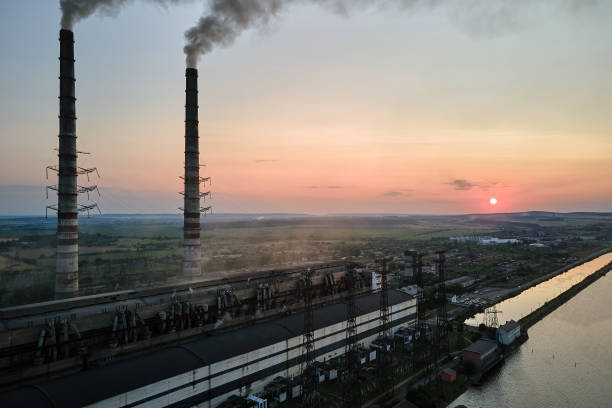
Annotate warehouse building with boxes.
[462,339,500,371]
[0,290,416,408]
[497,320,521,345]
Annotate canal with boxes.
[450,252,612,408]
[465,252,612,327]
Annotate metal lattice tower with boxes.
[412,252,431,370]
[415,253,427,341]
[342,265,361,408]
[436,251,449,354]
[485,305,502,328]
[300,269,318,408]
[378,258,391,338]
[377,258,393,394]
[430,251,448,387]
[404,249,417,285]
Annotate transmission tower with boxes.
[430,251,449,388]
[412,252,430,370]
[45,160,101,218]
[342,265,362,408]
[485,305,502,328]
[300,269,318,408]
[45,150,101,298]
[435,250,449,355]
[378,258,391,339]
[376,258,393,395]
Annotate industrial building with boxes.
[0,27,421,408]
[0,261,370,387]
[444,276,476,288]
[0,30,388,403]
[439,368,456,383]
[497,320,521,345]
[462,339,500,372]
[0,290,416,407]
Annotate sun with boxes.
[490,197,498,205]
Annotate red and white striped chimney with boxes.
[56,29,79,298]
[182,68,201,278]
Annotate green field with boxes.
[0,212,610,307]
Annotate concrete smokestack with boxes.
[56,29,79,298]
[183,68,201,278]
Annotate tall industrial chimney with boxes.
[182,68,202,278]
[56,29,79,298]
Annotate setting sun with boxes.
[490,197,498,205]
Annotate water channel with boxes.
[465,252,612,327]
[450,252,612,407]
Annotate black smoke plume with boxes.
[59,0,604,67]
[183,0,606,67]
[60,0,192,30]
[183,0,375,68]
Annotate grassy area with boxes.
[1,213,611,307]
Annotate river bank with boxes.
[450,261,612,408]
[519,260,612,331]
[465,250,612,326]
[449,252,612,408]
[391,253,612,408]
[505,247,611,300]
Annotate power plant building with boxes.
[0,290,416,408]
[0,24,424,408]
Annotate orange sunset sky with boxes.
[0,1,611,215]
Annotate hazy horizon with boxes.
[1,194,610,219]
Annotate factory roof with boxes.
[0,260,356,325]
[0,290,413,408]
[441,367,456,376]
[445,276,476,286]
[463,339,498,355]
[498,320,520,332]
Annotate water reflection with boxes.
[451,260,612,408]
[465,253,612,327]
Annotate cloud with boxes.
[447,179,511,192]
[449,179,476,190]
[383,191,403,197]
[478,181,498,191]
[327,185,343,189]
[254,159,278,163]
